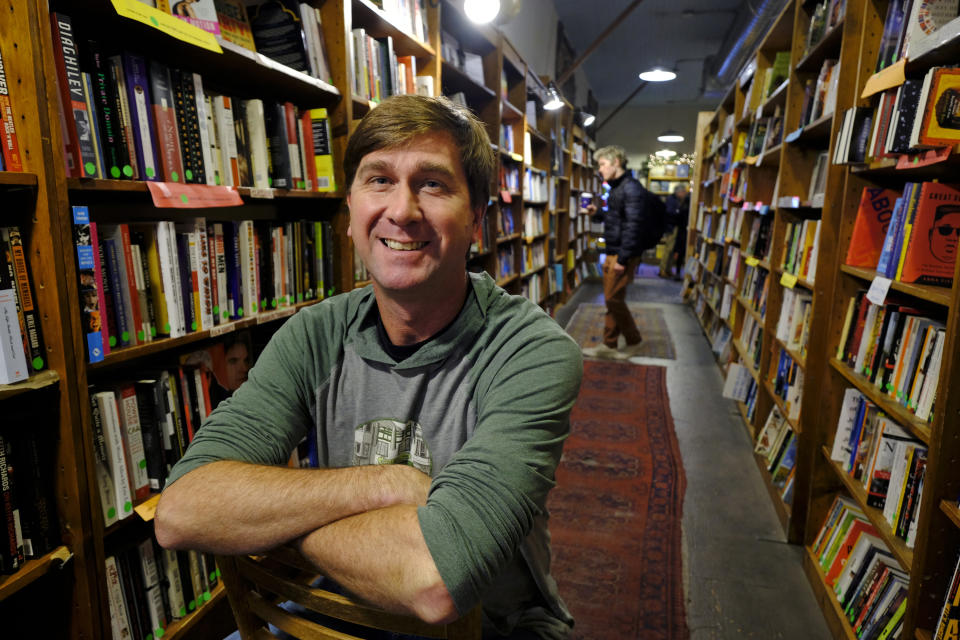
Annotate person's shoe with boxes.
[582,343,621,359]
[616,339,644,359]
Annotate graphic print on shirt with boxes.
[354,419,432,474]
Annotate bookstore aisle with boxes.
[557,270,832,639]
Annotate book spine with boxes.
[265,101,292,189]
[122,53,160,181]
[244,98,271,188]
[86,41,126,180]
[0,46,23,171]
[214,95,239,186]
[213,223,228,323]
[137,539,168,635]
[107,56,138,179]
[96,391,134,521]
[1,227,45,372]
[283,102,302,187]
[48,14,89,176]
[180,70,205,184]
[115,384,150,501]
[0,432,22,571]
[0,229,27,384]
[192,73,217,185]
[81,71,105,179]
[89,388,119,526]
[239,220,258,315]
[307,108,336,192]
[175,233,196,332]
[104,555,133,639]
[147,61,184,183]
[134,381,166,492]
[161,547,187,620]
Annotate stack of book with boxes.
[71,205,334,364]
[836,291,945,423]
[812,496,908,638]
[846,182,960,287]
[829,388,926,546]
[50,13,336,191]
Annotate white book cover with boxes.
[191,74,217,186]
[168,0,220,35]
[115,385,150,500]
[902,0,960,59]
[238,220,258,316]
[833,532,887,599]
[831,388,865,462]
[0,261,27,384]
[212,223,228,323]
[916,329,945,421]
[155,222,184,338]
[195,220,213,330]
[95,391,134,522]
[90,396,120,527]
[244,99,271,189]
[205,95,222,186]
[212,95,237,186]
[105,555,133,640]
[137,540,168,633]
[882,441,915,526]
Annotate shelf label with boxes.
[110,0,222,53]
[135,495,160,521]
[248,187,275,199]
[861,59,906,99]
[745,256,760,267]
[866,276,892,306]
[146,182,244,208]
[780,272,798,289]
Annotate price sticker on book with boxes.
[780,272,798,289]
[866,276,892,306]
[110,0,222,53]
[248,187,275,199]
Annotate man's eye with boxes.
[369,176,391,185]
[423,179,445,190]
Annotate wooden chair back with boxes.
[217,547,482,640]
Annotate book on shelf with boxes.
[162,0,221,36]
[214,0,257,51]
[875,0,911,72]
[0,44,22,173]
[50,13,97,178]
[934,549,960,640]
[0,237,28,385]
[909,66,960,148]
[0,228,43,374]
[900,0,960,61]
[846,187,899,267]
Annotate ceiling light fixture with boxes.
[544,82,564,111]
[657,129,684,142]
[464,0,500,24]
[639,67,677,82]
[580,110,596,127]
[655,148,678,159]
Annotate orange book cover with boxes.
[825,519,878,587]
[846,187,900,267]
[918,68,960,148]
[900,181,960,286]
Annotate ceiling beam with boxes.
[555,0,645,87]
[596,82,648,132]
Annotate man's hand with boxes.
[610,255,625,273]
[584,203,597,216]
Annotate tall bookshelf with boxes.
[0,0,588,637]
[689,0,960,637]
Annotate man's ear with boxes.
[346,194,353,238]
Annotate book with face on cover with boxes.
[899,181,960,286]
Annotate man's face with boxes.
[930,211,960,263]
[347,131,481,297]
[224,342,250,391]
[597,156,620,182]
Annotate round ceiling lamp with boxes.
[464,0,500,24]
[657,130,684,142]
[639,67,677,82]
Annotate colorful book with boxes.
[900,181,960,286]
[0,44,23,172]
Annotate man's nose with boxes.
[386,184,422,225]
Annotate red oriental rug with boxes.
[548,361,688,640]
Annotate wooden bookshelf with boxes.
[687,0,960,635]
[0,546,72,601]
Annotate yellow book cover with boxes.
[799,221,818,279]
[733,131,747,163]
[308,108,337,192]
[894,187,921,281]
[139,225,171,336]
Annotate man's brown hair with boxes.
[345,95,496,211]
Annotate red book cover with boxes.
[176,366,196,443]
[147,60,185,183]
[846,187,900,267]
[88,222,111,354]
[0,45,23,172]
[900,181,960,286]
[119,224,146,343]
[283,102,302,187]
[300,112,317,192]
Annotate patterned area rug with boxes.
[564,304,676,360]
[548,362,688,640]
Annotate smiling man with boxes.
[155,95,583,639]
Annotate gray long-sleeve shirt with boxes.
[165,271,583,638]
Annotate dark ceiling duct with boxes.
[701,0,791,99]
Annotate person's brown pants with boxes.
[602,255,642,348]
